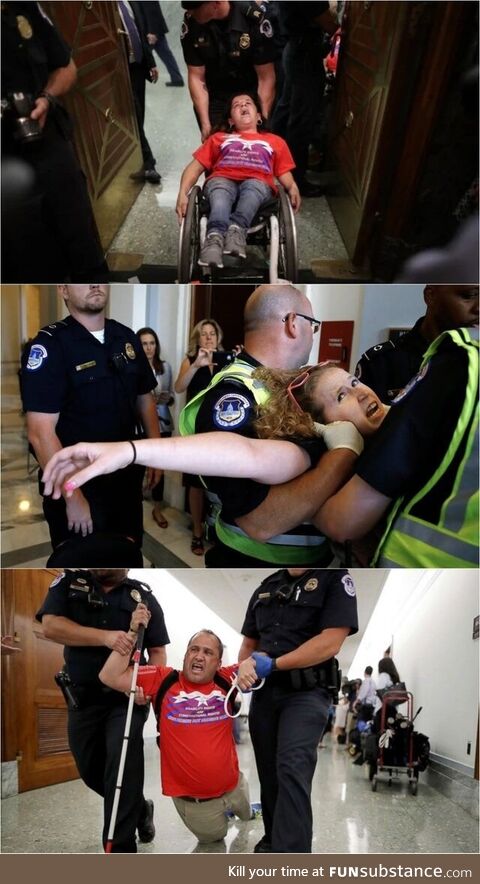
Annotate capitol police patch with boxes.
[49,573,64,588]
[213,393,251,428]
[392,362,430,405]
[341,574,356,597]
[259,18,273,38]
[27,344,48,370]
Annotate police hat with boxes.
[46,533,144,567]
[181,2,209,9]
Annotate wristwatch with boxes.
[38,90,58,108]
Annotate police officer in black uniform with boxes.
[355,284,479,403]
[21,284,161,560]
[1,2,108,282]
[238,568,358,853]
[36,568,170,853]
[180,0,278,137]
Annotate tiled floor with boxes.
[1,733,477,854]
[108,5,349,272]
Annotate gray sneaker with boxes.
[223,224,247,258]
[198,232,224,268]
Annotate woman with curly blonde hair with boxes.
[42,363,388,500]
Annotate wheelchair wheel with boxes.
[178,185,201,282]
[277,185,298,281]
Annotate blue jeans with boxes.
[204,177,273,235]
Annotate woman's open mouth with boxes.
[366,401,380,418]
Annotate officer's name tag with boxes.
[75,361,97,372]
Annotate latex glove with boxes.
[313,420,364,456]
[251,652,275,678]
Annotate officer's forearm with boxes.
[314,475,391,541]
[238,636,259,662]
[255,63,276,119]
[42,615,114,648]
[26,415,63,471]
[146,646,166,666]
[43,59,77,98]
[187,68,210,129]
[236,449,357,541]
[136,394,161,439]
[275,628,349,671]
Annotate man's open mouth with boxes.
[192,662,204,672]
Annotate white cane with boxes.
[105,622,145,853]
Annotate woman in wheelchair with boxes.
[42,363,388,497]
[176,92,301,269]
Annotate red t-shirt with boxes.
[193,130,295,193]
[136,664,239,798]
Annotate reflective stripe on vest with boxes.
[179,359,327,564]
[373,327,479,568]
[216,519,328,565]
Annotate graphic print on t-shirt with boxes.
[165,689,229,724]
[216,135,274,175]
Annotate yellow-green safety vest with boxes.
[179,359,329,565]
[373,327,479,568]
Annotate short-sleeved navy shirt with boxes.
[36,571,170,685]
[195,352,326,521]
[2,2,71,97]
[181,0,278,98]
[355,317,428,404]
[241,569,358,658]
[21,316,157,446]
[356,339,469,522]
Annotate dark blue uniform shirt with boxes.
[242,569,358,658]
[36,571,170,685]
[21,315,157,446]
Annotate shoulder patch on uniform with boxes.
[49,573,65,588]
[259,18,273,38]
[392,362,430,405]
[363,341,396,362]
[26,344,48,371]
[341,574,356,597]
[213,392,251,428]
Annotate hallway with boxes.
[106,3,349,277]
[1,732,477,854]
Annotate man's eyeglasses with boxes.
[283,312,321,334]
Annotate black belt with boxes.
[177,795,214,803]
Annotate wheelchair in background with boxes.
[177,183,298,283]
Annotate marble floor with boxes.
[1,732,477,855]
[1,363,204,569]
[108,4,349,274]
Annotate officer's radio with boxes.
[0,92,43,143]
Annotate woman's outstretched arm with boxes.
[41,434,311,499]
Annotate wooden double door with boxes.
[1,570,78,792]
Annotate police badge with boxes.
[239,33,251,49]
[17,15,33,39]
[130,589,142,603]
[125,342,136,360]
[304,578,318,592]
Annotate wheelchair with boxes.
[177,182,298,283]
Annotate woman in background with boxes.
[138,327,174,529]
